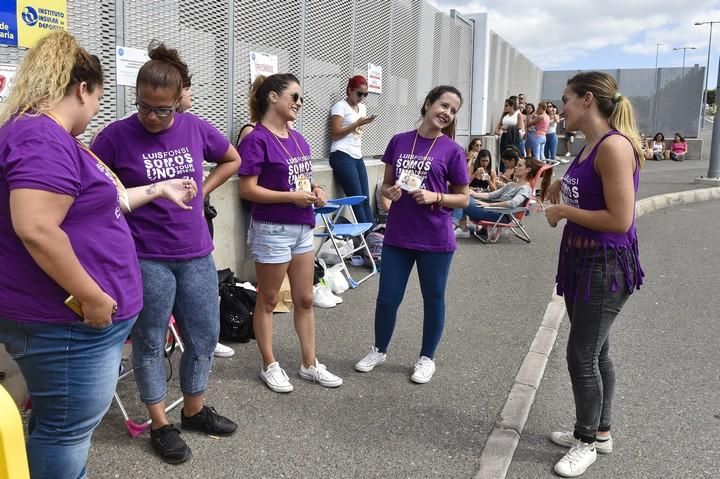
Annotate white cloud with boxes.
[428,0,720,69]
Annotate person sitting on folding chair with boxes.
[354,85,470,385]
[92,44,240,464]
[453,156,551,240]
[238,73,343,394]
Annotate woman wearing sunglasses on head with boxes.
[328,75,377,224]
[0,32,198,478]
[91,43,241,465]
[238,73,343,394]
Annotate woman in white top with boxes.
[495,97,525,157]
[545,102,560,161]
[650,132,666,161]
[329,75,377,223]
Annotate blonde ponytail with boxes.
[609,96,644,167]
[0,31,103,125]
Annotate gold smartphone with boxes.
[64,295,84,318]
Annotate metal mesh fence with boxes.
[0,0,474,157]
[541,67,704,138]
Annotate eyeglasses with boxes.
[355,91,368,98]
[135,100,178,118]
[290,92,304,104]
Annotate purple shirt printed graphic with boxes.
[382,130,469,252]
[238,123,315,226]
[0,114,142,324]
[92,112,230,260]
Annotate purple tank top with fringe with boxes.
[556,129,645,300]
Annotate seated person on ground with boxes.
[650,132,666,161]
[453,157,550,239]
[469,149,497,192]
[670,133,687,161]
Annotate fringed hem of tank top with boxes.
[555,236,645,301]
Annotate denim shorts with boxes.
[248,219,314,264]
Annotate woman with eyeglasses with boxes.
[0,32,199,478]
[328,75,377,224]
[354,85,469,384]
[92,43,241,464]
[544,71,645,477]
[238,73,343,394]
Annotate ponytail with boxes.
[0,31,103,125]
[248,73,300,124]
[609,95,644,167]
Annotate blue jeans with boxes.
[374,244,453,358]
[329,150,374,224]
[545,132,558,160]
[0,317,136,479]
[452,203,508,224]
[132,255,219,404]
[530,133,547,160]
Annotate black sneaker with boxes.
[150,424,192,464]
[181,406,237,436]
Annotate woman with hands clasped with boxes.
[0,32,197,478]
[543,71,644,478]
[354,85,469,385]
[238,73,343,394]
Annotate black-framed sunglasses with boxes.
[355,91,369,98]
[290,92,304,104]
[135,100,178,118]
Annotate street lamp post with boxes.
[653,42,662,135]
[673,46,697,73]
[696,21,720,129]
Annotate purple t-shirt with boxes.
[92,113,230,260]
[0,114,142,324]
[382,130,469,252]
[238,123,315,226]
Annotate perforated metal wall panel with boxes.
[542,67,703,138]
[351,0,392,156]
[122,0,230,135]
[232,0,303,144]
[0,0,117,144]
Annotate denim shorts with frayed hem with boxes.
[248,219,314,264]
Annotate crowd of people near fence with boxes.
[0,31,647,479]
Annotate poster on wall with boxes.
[367,63,382,94]
[0,0,67,48]
[0,64,18,104]
[250,52,278,82]
[116,47,150,87]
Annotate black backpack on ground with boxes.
[217,268,256,343]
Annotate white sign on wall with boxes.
[0,64,17,104]
[250,52,278,82]
[116,47,150,87]
[367,63,382,94]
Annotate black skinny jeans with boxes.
[564,248,632,444]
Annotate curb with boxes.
[474,185,720,479]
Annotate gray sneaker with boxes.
[355,346,387,372]
[550,431,613,454]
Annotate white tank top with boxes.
[501,110,519,129]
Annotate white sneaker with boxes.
[410,356,436,384]
[320,283,342,304]
[565,151,572,157]
[213,342,235,358]
[299,359,343,387]
[454,227,470,239]
[354,346,387,372]
[550,431,613,454]
[260,362,293,393]
[312,284,336,308]
[554,440,597,477]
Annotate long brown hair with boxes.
[249,73,300,123]
[420,85,463,138]
[566,71,643,166]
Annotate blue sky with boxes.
[428,0,720,89]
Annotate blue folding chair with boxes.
[315,196,377,288]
